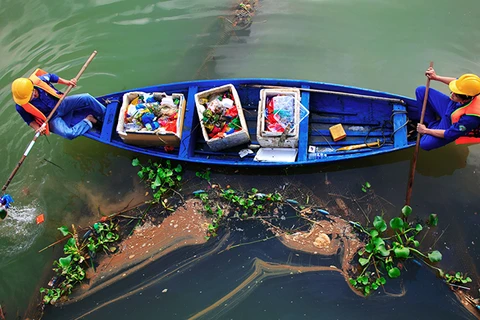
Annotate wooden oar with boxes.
[405,62,433,206]
[2,51,97,193]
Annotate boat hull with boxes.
[78,78,418,167]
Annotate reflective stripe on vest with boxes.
[20,69,64,135]
[451,96,480,145]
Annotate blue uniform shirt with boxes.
[15,73,61,125]
[444,103,480,141]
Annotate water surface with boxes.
[0,0,479,318]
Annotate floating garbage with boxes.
[0,194,14,221]
[316,208,330,215]
[36,213,45,224]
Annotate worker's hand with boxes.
[35,124,47,136]
[417,123,428,134]
[66,78,77,87]
[425,67,438,81]
[59,77,77,87]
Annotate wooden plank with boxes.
[100,101,118,143]
[178,86,198,159]
[393,104,407,148]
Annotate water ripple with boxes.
[0,205,42,263]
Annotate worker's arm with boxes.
[57,77,77,87]
[29,121,46,135]
[417,123,445,138]
[425,67,456,85]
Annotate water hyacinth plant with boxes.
[132,158,183,203]
[194,186,284,238]
[40,222,120,305]
[348,205,469,296]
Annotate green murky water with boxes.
[1,0,479,318]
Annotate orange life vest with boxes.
[20,69,63,135]
[451,96,480,145]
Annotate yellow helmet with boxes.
[449,73,480,97]
[12,78,34,105]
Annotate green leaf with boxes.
[370,230,379,238]
[465,277,472,283]
[66,237,76,247]
[365,182,371,188]
[132,158,140,167]
[390,217,404,230]
[373,216,387,232]
[455,272,461,279]
[388,267,401,278]
[373,237,385,248]
[365,243,374,253]
[349,278,357,286]
[428,214,438,227]
[378,277,387,285]
[428,250,442,262]
[377,245,390,257]
[413,240,420,247]
[57,226,70,236]
[415,224,423,232]
[364,286,371,295]
[401,205,412,217]
[58,255,72,268]
[93,223,101,232]
[87,243,97,252]
[359,257,370,266]
[155,174,163,184]
[394,246,410,258]
[137,171,144,179]
[361,187,367,193]
[371,282,379,290]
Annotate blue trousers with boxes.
[50,94,106,140]
[415,86,456,151]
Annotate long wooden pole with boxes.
[2,51,97,193]
[405,61,433,206]
[246,84,406,104]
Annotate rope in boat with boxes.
[363,109,410,148]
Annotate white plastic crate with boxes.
[116,91,185,147]
[256,88,301,148]
[194,84,250,151]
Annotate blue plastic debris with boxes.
[316,208,329,215]
[0,194,14,208]
[348,221,362,229]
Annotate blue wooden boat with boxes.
[79,79,419,167]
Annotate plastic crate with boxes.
[256,88,301,148]
[194,84,250,151]
[116,91,186,147]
